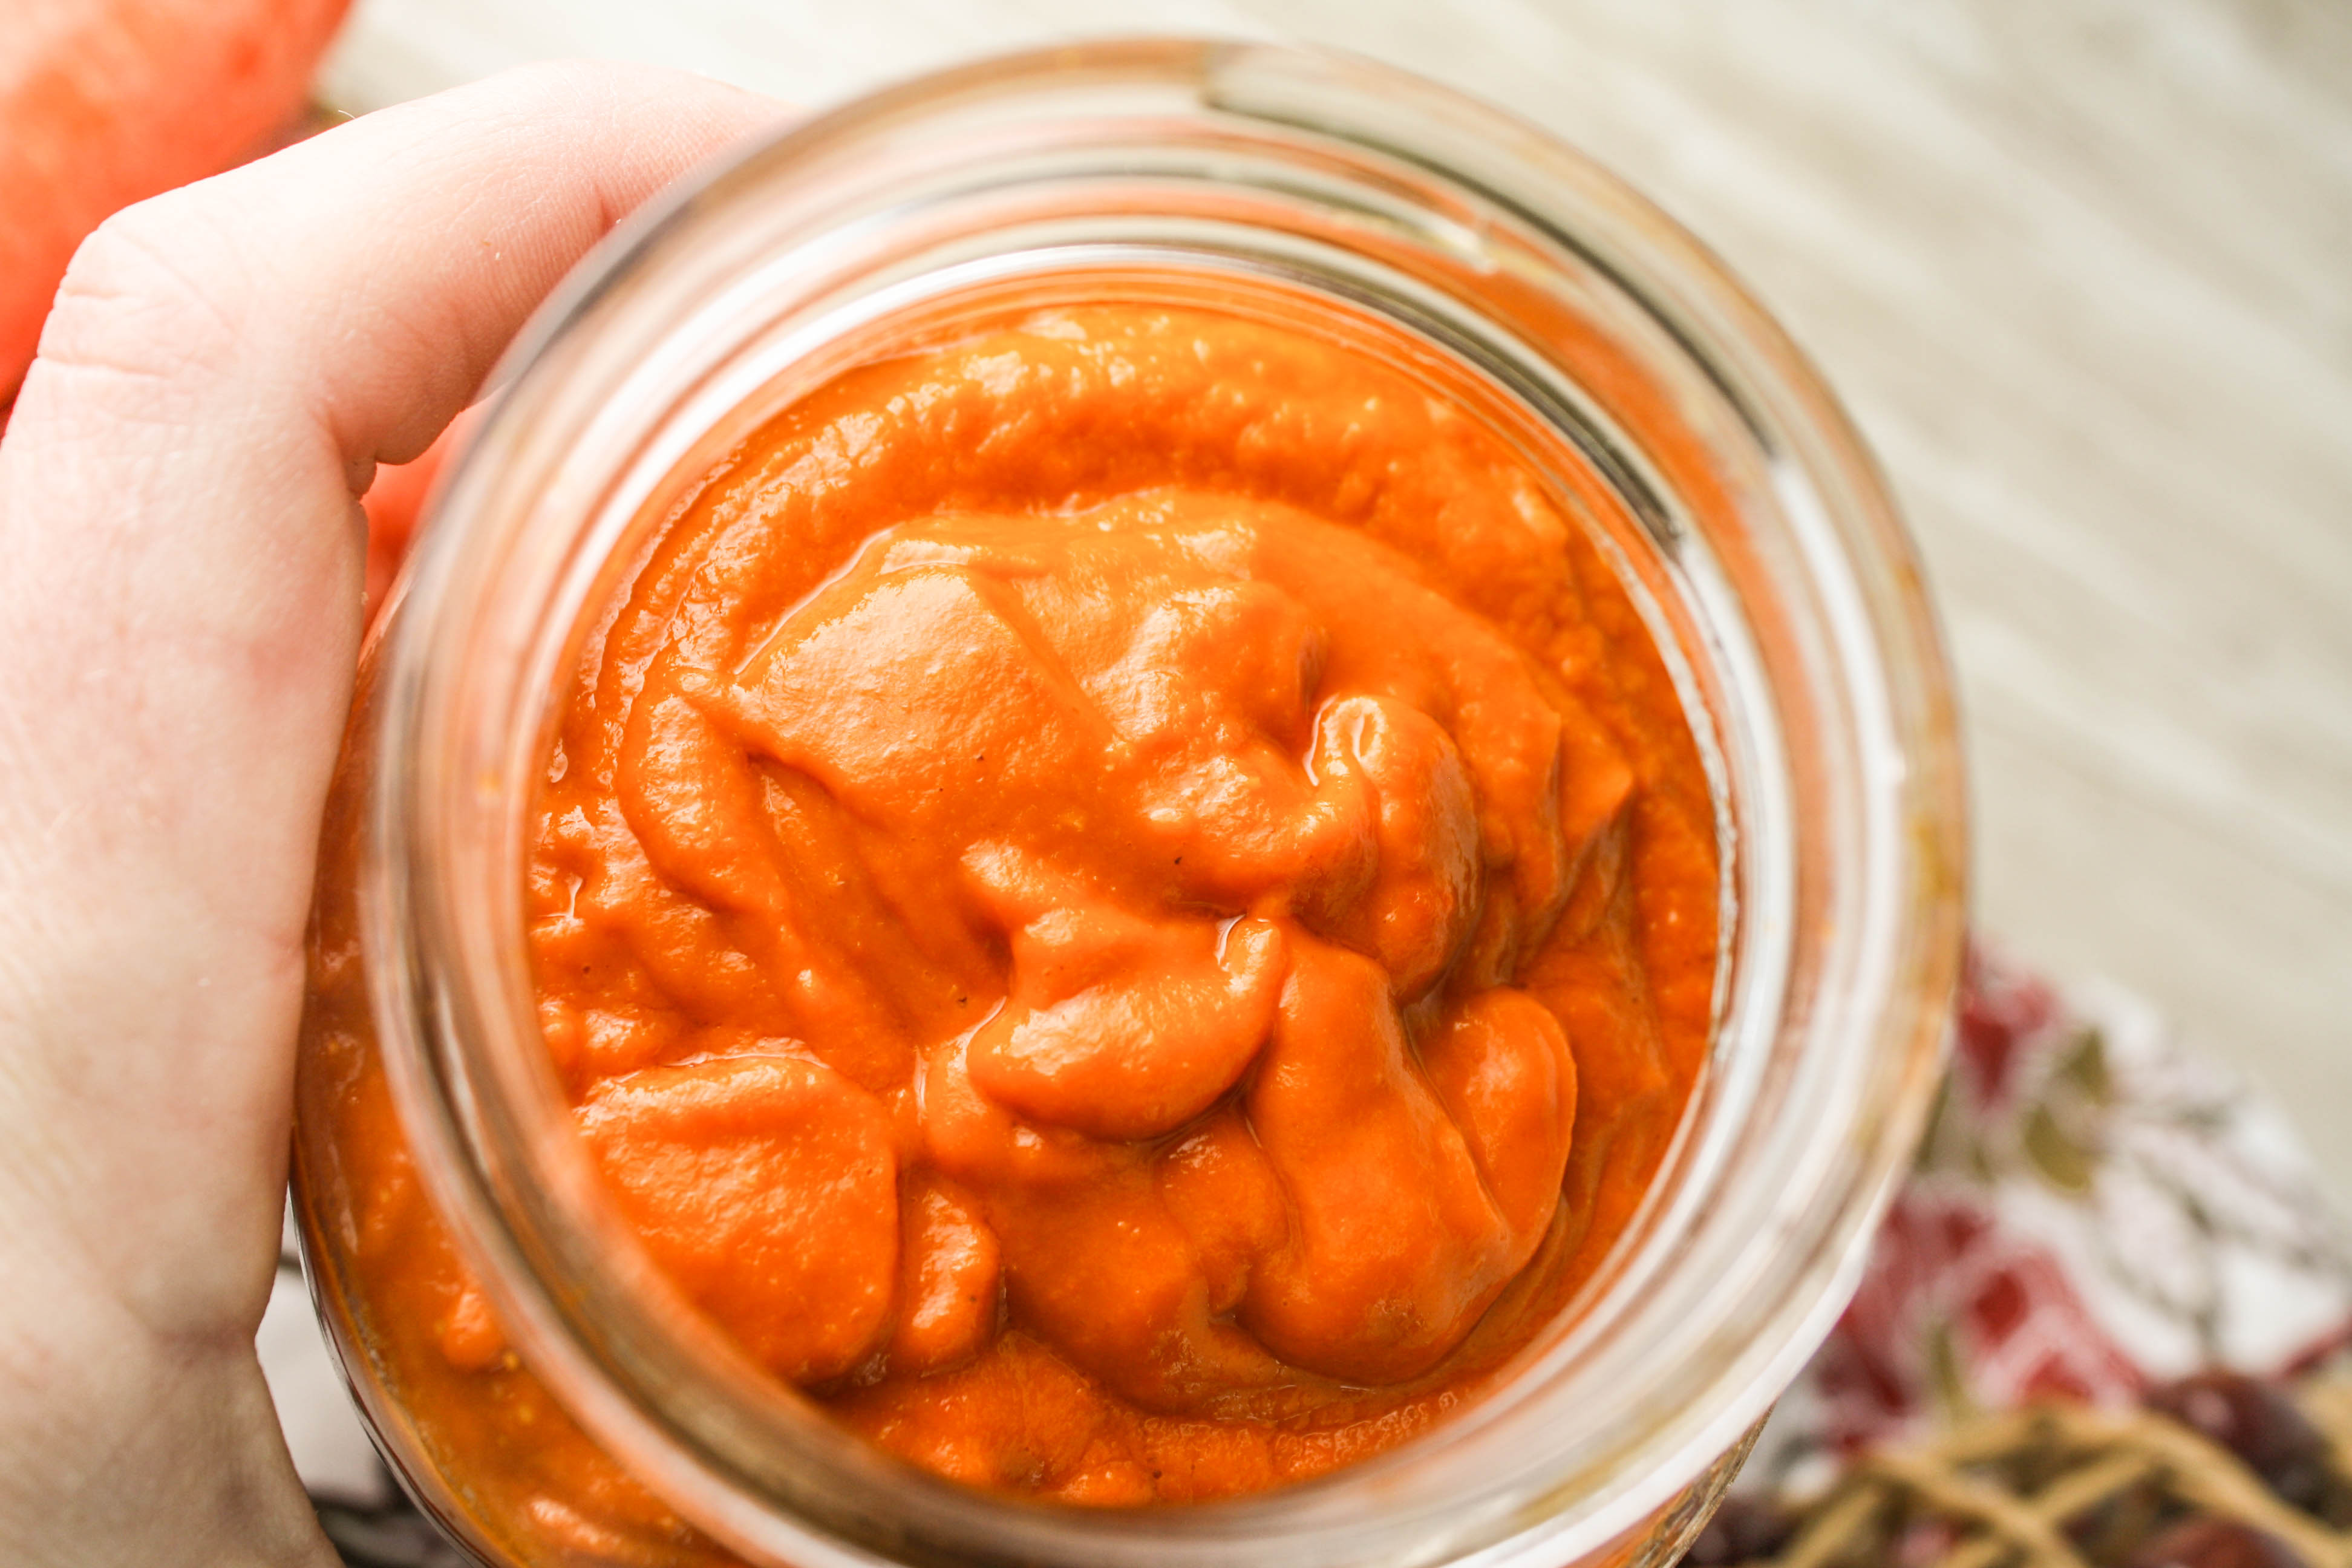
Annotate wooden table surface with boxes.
[318,0,2352,1200]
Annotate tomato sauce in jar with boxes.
[305,301,1719,1544]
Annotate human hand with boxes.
[0,62,780,1566]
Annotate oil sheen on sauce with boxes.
[304,302,1720,1552]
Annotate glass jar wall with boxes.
[293,38,1965,1568]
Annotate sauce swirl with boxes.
[308,301,1719,1538]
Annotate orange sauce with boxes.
[301,301,1718,1552]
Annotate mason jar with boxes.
[293,37,1967,1568]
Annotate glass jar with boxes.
[295,38,1966,1568]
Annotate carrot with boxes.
[0,0,352,400]
[361,407,479,623]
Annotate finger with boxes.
[0,61,785,1341]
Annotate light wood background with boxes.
[318,0,2352,1200]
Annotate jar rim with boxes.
[355,36,1965,1568]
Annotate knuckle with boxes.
[37,191,250,401]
